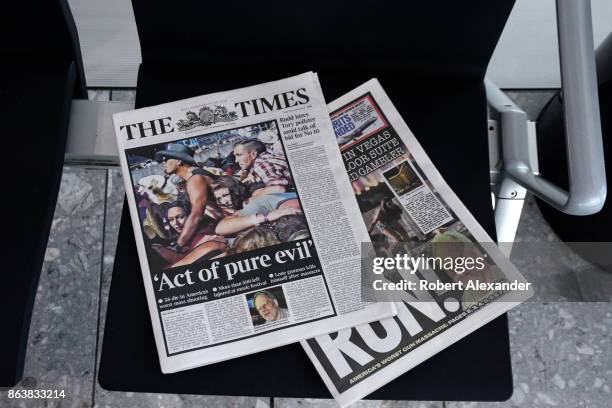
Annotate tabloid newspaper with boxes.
[112,72,396,373]
[301,79,534,407]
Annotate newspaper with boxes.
[112,73,396,373]
[301,79,534,407]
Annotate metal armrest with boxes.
[486,0,606,216]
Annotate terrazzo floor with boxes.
[0,90,609,407]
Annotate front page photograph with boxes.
[113,73,396,373]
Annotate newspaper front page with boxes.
[301,79,533,407]
[113,73,396,373]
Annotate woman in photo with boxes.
[151,200,228,267]
[211,176,303,236]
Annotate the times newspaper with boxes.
[112,73,396,373]
[301,79,533,407]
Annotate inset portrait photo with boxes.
[246,286,289,326]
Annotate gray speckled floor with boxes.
[1,89,610,407]
[510,197,612,303]
[504,90,557,121]
[0,167,107,408]
[109,89,137,102]
[88,89,111,102]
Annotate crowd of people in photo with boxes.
[132,129,310,268]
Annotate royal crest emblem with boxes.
[176,105,238,131]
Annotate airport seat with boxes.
[100,1,515,401]
[0,0,87,387]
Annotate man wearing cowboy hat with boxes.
[155,143,222,251]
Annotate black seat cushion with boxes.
[99,66,511,401]
[0,62,77,387]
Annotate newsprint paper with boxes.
[301,79,534,407]
[113,73,396,373]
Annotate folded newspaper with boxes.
[301,79,534,407]
[112,72,396,373]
